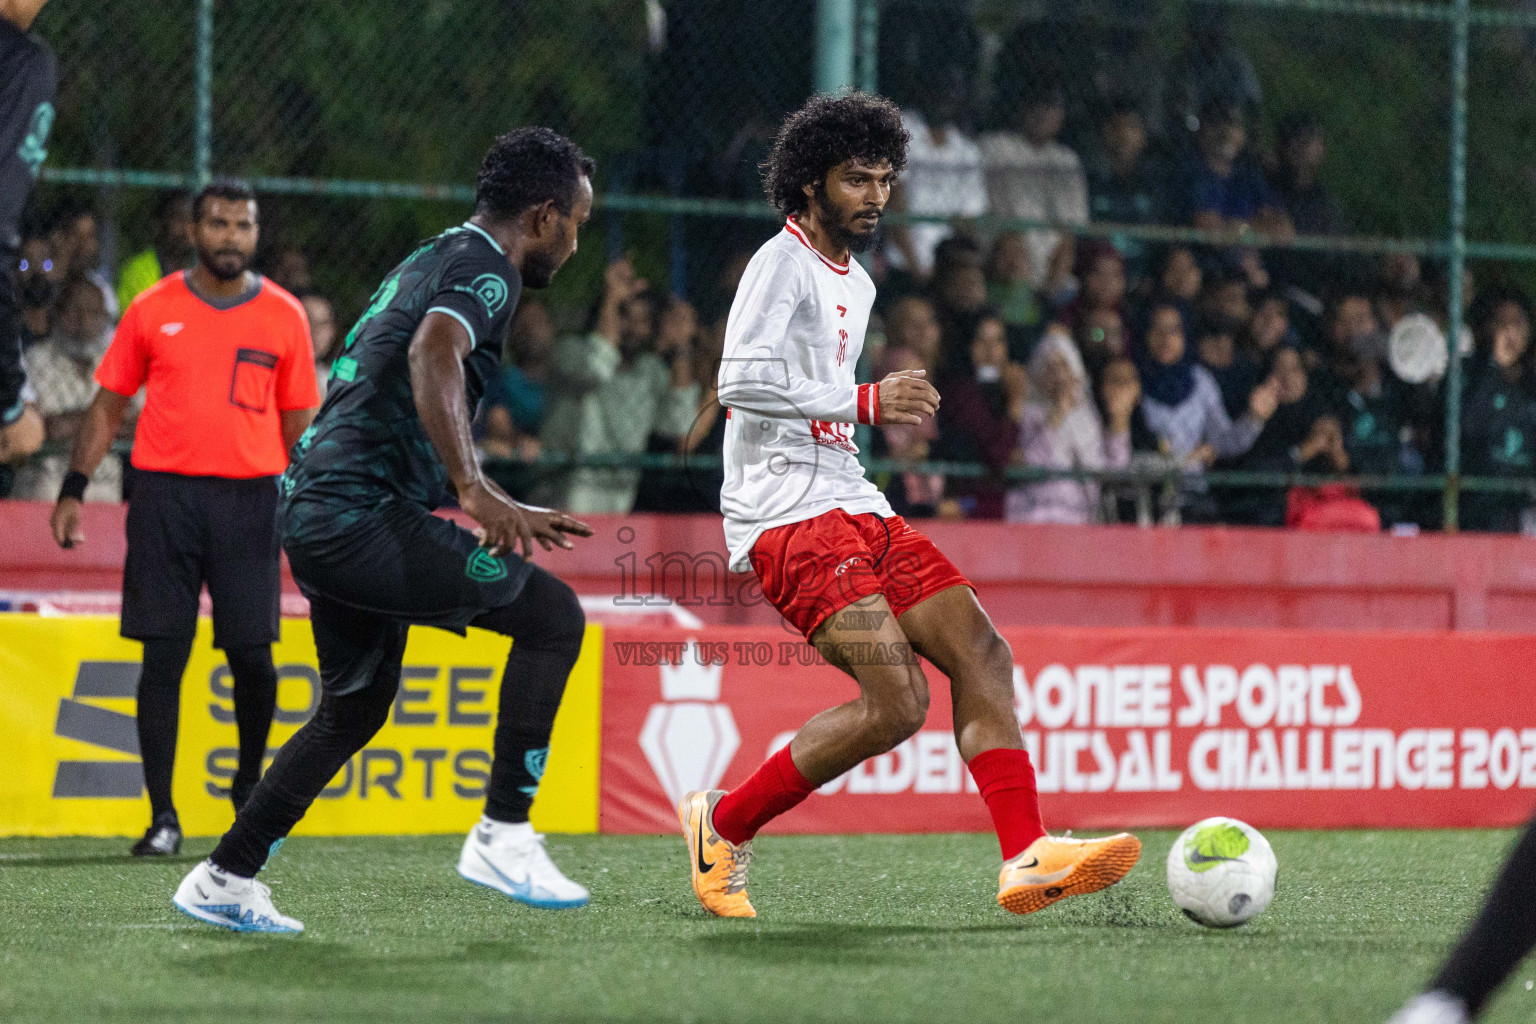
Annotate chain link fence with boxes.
[18,0,1536,530]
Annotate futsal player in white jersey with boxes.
[677,93,1140,919]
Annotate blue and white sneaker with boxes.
[457,817,589,909]
[172,860,304,933]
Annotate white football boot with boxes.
[457,817,589,909]
[172,860,304,934]
[1386,991,1470,1024]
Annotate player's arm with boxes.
[49,387,131,549]
[715,254,938,427]
[408,311,590,558]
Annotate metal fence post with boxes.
[815,0,856,95]
[194,0,213,185]
[1443,0,1470,531]
[857,0,879,94]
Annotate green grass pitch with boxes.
[2,830,1533,1023]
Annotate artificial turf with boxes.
[0,830,1531,1023]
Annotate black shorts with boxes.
[279,497,535,696]
[122,471,282,649]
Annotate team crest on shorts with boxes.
[465,547,508,582]
[471,273,508,315]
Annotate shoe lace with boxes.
[725,841,753,894]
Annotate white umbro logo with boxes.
[161,323,184,336]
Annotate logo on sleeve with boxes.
[471,274,508,316]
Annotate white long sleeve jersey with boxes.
[718,218,892,572]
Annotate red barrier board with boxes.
[598,625,1536,834]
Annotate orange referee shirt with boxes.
[96,271,319,478]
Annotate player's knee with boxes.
[978,628,1013,681]
[543,578,586,650]
[861,687,928,751]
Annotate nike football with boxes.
[1166,816,1276,928]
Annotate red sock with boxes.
[968,747,1047,860]
[712,744,817,845]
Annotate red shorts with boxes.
[748,509,974,639]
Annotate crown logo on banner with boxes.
[659,638,724,701]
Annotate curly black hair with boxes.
[762,92,908,216]
[476,126,596,220]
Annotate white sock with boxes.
[205,859,255,890]
[479,816,535,843]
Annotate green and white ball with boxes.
[1166,816,1277,928]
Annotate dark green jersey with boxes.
[282,222,520,536]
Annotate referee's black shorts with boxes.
[121,470,281,649]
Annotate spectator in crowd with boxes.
[1282,413,1380,532]
[503,300,554,448]
[930,237,989,342]
[1459,288,1536,532]
[49,205,117,318]
[1196,269,1252,329]
[1311,290,1382,394]
[17,231,54,344]
[1086,100,1168,278]
[1179,104,1291,240]
[979,80,1087,292]
[1245,290,1297,360]
[933,310,1027,519]
[1332,324,1424,526]
[885,294,943,375]
[1166,8,1263,135]
[1135,300,1277,492]
[299,292,337,397]
[1269,112,1348,238]
[1075,304,1127,386]
[1220,345,1334,525]
[265,246,311,297]
[1195,315,1261,420]
[1054,240,1126,333]
[984,231,1042,346]
[537,257,700,514]
[633,296,718,513]
[1007,327,1132,525]
[1152,244,1203,321]
[117,190,192,311]
[13,275,131,501]
[1373,251,1422,333]
[874,344,944,519]
[886,69,987,284]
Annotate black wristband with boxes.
[59,470,89,502]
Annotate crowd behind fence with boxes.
[11,0,1536,534]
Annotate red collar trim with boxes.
[784,217,851,275]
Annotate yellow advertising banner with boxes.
[0,616,602,836]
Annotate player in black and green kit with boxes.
[173,127,598,933]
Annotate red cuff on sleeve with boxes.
[857,383,880,425]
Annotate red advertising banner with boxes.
[599,625,1536,834]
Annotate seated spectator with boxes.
[1135,300,1277,488]
[885,294,943,374]
[1179,103,1291,241]
[1006,328,1132,525]
[1459,288,1536,532]
[933,311,1027,519]
[1332,335,1424,527]
[1196,269,1251,328]
[538,257,700,514]
[931,238,989,343]
[874,345,944,519]
[117,191,192,311]
[1086,100,1168,278]
[886,73,988,283]
[633,296,718,514]
[17,232,55,345]
[979,80,1087,292]
[13,276,135,502]
[266,246,311,296]
[1374,251,1423,333]
[1267,111,1349,297]
[49,205,118,318]
[1195,316,1261,420]
[1245,290,1298,360]
[1283,415,1380,532]
[1219,346,1333,525]
[1150,244,1203,325]
[299,292,338,397]
[1076,305,1127,387]
[1310,290,1382,396]
[1054,240,1127,334]
[984,232,1042,348]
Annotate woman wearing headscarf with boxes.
[1005,327,1134,524]
[933,310,1027,519]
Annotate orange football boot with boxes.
[678,790,757,918]
[997,832,1142,915]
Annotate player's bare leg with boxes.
[897,585,1141,915]
[680,594,929,918]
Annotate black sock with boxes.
[469,567,586,824]
[224,644,278,809]
[210,662,398,877]
[1432,816,1536,1015]
[136,636,194,821]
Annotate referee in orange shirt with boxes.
[50,180,319,856]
